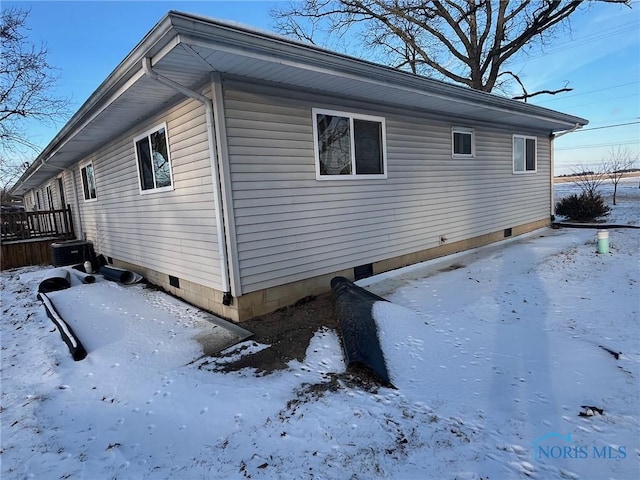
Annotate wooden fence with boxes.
[1,207,75,270]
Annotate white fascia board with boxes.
[12,10,588,195]
[12,15,180,194]
[169,12,587,131]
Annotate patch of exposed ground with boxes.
[197,292,385,389]
[203,294,339,373]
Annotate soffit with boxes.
[12,12,586,194]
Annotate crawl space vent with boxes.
[354,263,373,281]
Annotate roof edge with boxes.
[167,11,588,129]
[11,13,179,195]
[11,10,588,196]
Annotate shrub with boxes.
[555,192,610,222]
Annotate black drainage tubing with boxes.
[38,268,71,294]
[331,276,392,386]
[99,265,135,284]
[69,269,96,284]
[553,222,640,229]
[38,292,87,361]
[75,271,96,284]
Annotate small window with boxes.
[513,135,537,173]
[81,163,97,201]
[134,124,173,193]
[36,191,42,210]
[452,127,475,157]
[313,109,387,179]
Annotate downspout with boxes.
[45,162,84,240]
[550,123,582,220]
[141,57,233,303]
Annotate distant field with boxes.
[554,171,640,183]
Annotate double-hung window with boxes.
[134,124,173,193]
[452,127,475,158]
[513,135,537,173]
[81,163,97,201]
[313,109,387,179]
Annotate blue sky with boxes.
[5,0,640,175]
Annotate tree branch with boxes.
[271,0,630,94]
[500,70,572,102]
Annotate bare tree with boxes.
[0,152,31,191]
[570,164,607,198]
[272,0,629,99]
[603,146,637,205]
[0,8,69,190]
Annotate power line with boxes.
[555,140,640,151]
[574,121,640,132]
[551,93,639,111]
[533,81,639,104]
[509,21,639,65]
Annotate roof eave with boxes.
[169,11,588,130]
[10,13,179,196]
[11,11,588,196]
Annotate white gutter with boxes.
[552,123,582,139]
[550,123,583,218]
[141,57,233,301]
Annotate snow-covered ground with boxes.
[1,178,638,479]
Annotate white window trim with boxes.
[80,161,98,202]
[512,134,538,174]
[133,122,174,195]
[312,108,388,181]
[451,127,475,158]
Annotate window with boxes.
[313,109,387,179]
[46,185,53,209]
[81,163,97,200]
[57,177,66,208]
[513,135,537,173]
[134,124,173,192]
[452,127,475,158]
[36,191,42,210]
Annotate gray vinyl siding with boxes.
[70,92,223,289]
[224,80,551,293]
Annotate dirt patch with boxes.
[438,263,465,272]
[197,292,386,390]
[208,293,340,373]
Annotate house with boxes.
[10,11,587,321]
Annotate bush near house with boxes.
[555,192,610,222]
